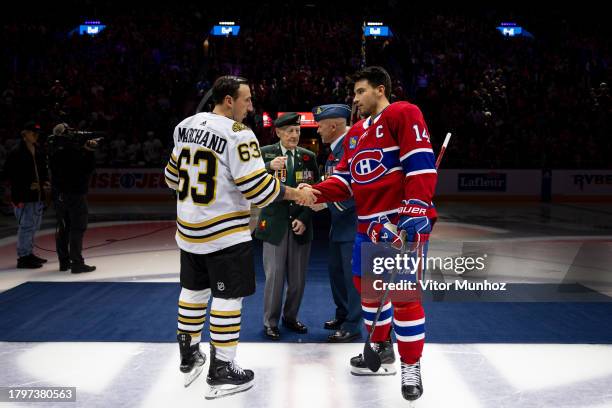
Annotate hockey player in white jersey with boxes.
[164,76,316,399]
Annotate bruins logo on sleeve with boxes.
[232,122,248,132]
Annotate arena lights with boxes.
[211,21,240,36]
[363,21,392,37]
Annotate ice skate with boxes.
[205,344,254,399]
[401,360,423,403]
[177,333,206,387]
[350,339,396,375]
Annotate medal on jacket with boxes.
[324,165,335,180]
[276,168,287,183]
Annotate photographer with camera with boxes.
[3,121,50,269]
[48,123,102,273]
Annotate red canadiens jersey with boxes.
[314,101,437,233]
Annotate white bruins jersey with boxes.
[164,112,281,254]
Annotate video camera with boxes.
[48,123,105,150]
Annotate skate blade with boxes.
[350,363,396,376]
[183,365,203,387]
[204,380,254,400]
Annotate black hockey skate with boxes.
[350,339,396,375]
[177,333,206,387]
[401,360,423,402]
[205,344,254,399]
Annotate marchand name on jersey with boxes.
[177,127,227,154]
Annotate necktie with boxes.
[286,150,295,186]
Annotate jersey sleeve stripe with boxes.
[171,153,178,162]
[240,173,273,195]
[401,151,436,174]
[177,210,250,229]
[165,171,179,189]
[253,178,280,207]
[235,168,268,186]
[405,169,438,177]
[165,164,179,177]
[165,169,179,182]
[243,174,275,200]
[399,148,434,162]
[165,175,179,187]
[165,179,179,190]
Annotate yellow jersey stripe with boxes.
[235,168,267,185]
[177,225,249,244]
[177,210,250,229]
[243,174,273,199]
[165,165,178,176]
[255,178,280,207]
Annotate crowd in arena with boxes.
[1,5,609,170]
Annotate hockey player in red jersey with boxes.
[304,66,437,402]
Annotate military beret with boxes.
[274,112,301,128]
[312,104,351,122]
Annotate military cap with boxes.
[274,112,301,128]
[312,104,351,122]
[23,121,42,132]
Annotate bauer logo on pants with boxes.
[217,281,225,291]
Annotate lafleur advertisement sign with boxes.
[458,173,507,192]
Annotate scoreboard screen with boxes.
[211,22,240,36]
[78,21,106,36]
[496,22,530,37]
[363,22,391,37]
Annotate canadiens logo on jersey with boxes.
[350,149,388,184]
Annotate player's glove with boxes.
[397,199,432,246]
[367,215,404,250]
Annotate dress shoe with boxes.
[327,329,361,343]
[324,317,345,330]
[71,264,96,274]
[17,256,42,269]
[59,262,71,272]
[282,318,308,334]
[27,254,48,264]
[264,326,280,340]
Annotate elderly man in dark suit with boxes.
[312,104,362,342]
[254,112,320,340]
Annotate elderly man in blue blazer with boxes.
[312,104,362,342]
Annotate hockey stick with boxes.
[362,132,452,373]
[362,233,407,372]
[195,88,214,114]
[435,132,452,169]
